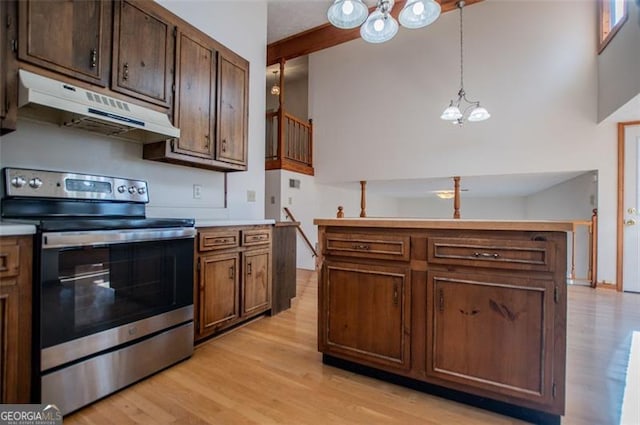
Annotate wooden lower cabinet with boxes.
[0,236,32,403]
[199,252,240,334]
[317,224,568,420]
[242,249,271,316]
[195,225,272,342]
[319,261,411,372]
[426,270,558,411]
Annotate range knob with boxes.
[29,177,43,189]
[117,185,127,193]
[128,186,136,194]
[137,186,146,195]
[11,176,27,188]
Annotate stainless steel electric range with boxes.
[1,167,196,415]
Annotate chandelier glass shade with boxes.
[270,70,280,96]
[440,1,490,125]
[327,0,441,44]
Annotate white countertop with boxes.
[0,222,37,236]
[196,219,275,228]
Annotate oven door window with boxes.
[40,238,193,348]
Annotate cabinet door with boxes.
[0,237,32,403]
[426,270,557,409]
[320,261,411,372]
[18,0,111,86]
[172,30,216,159]
[242,249,271,317]
[199,253,239,334]
[216,54,247,166]
[112,1,174,107]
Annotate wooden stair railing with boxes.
[266,112,314,175]
[283,207,318,258]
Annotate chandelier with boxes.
[327,0,442,44]
[270,70,280,96]
[440,1,490,125]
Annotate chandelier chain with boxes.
[459,1,464,91]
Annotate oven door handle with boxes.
[42,227,196,249]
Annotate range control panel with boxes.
[3,168,149,203]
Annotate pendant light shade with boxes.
[327,0,368,29]
[399,0,441,29]
[467,106,490,122]
[360,10,399,43]
[440,103,462,121]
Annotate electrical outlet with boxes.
[288,197,292,205]
[247,190,256,202]
[193,184,202,199]
[270,196,275,204]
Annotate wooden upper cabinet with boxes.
[112,1,175,108]
[216,53,248,166]
[1,1,7,123]
[172,29,216,160]
[18,0,112,87]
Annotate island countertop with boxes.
[313,218,574,232]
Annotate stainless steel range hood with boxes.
[18,69,180,143]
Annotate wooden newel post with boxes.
[360,181,367,218]
[591,208,598,288]
[336,206,344,218]
[276,59,285,163]
[453,176,461,219]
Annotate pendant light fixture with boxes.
[327,0,441,44]
[270,70,280,96]
[440,1,490,125]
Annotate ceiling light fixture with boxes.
[440,1,490,125]
[270,70,280,96]
[435,190,455,199]
[327,0,441,44]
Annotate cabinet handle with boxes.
[439,289,444,313]
[204,134,210,150]
[213,238,228,244]
[473,252,500,259]
[222,139,227,152]
[352,244,370,250]
[90,48,97,68]
[229,265,235,279]
[393,284,398,305]
[123,63,129,81]
[247,262,252,275]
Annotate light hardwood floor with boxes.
[66,271,640,425]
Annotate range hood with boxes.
[18,69,180,143]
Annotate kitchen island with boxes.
[314,218,572,424]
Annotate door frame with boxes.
[616,120,640,291]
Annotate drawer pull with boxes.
[474,252,500,259]
[213,238,229,244]
[352,244,370,250]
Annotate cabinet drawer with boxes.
[428,238,555,272]
[0,242,20,279]
[325,233,410,261]
[199,230,240,251]
[242,229,271,247]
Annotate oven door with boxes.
[39,227,195,370]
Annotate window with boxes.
[599,0,628,53]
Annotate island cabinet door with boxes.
[320,261,411,373]
[199,252,240,334]
[425,270,560,412]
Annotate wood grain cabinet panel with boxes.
[0,236,32,403]
[426,271,557,409]
[325,232,410,261]
[320,261,411,372]
[112,0,174,107]
[216,54,247,166]
[199,252,240,333]
[242,249,271,316]
[172,29,216,160]
[428,237,555,272]
[242,229,271,247]
[18,0,112,86]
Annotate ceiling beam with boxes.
[267,0,484,66]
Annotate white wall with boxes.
[308,0,619,282]
[398,196,527,219]
[598,0,640,121]
[283,77,309,121]
[526,172,597,220]
[0,1,267,220]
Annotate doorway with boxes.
[618,121,640,292]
